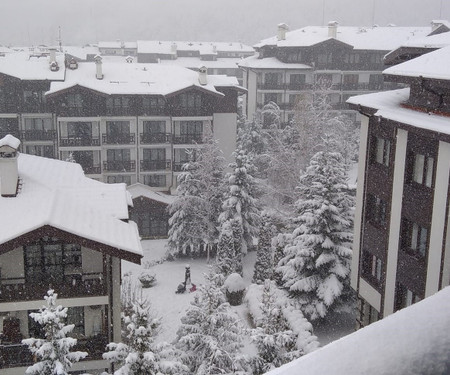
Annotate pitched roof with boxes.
[46,61,239,97]
[137,40,254,55]
[0,51,65,81]
[383,44,450,80]
[0,150,142,262]
[264,286,450,375]
[128,183,176,205]
[255,25,432,51]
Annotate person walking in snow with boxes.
[185,264,191,285]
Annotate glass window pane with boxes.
[413,154,425,183]
[425,157,434,187]
[411,223,418,250]
[419,227,428,257]
[376,137,384,164]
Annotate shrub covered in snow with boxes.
[22,289,87,375]
[245,281,319,374]
[138,270,156,288]
[224,272,246,306]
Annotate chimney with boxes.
[0,134,20,197]
[171,42,177,54]
[94,54,103,80]
[277,23,289,41]
[49,48,56,63]
[328,21,338,38]
[198,66,207,85]
[431,20,443,32]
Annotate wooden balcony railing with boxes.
[60,137,100,147]
[82,165,101,175]
[102,133,135,145]
[0,273,106,303]
[140,133,172,144]
[140,160,171,171]
[103,160,136,172]
[20,130,56,141]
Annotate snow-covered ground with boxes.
[122,239,354,346]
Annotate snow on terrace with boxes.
[347,88,450,136]
[46,61,239,97]
[265,286,450,375]
[0,152,142,260]
[384,44,450,80]
[0,50,65,81]
[255,25,431,51]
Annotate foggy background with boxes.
[2,0,449,46]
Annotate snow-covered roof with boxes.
[265,286,450,375]
[99,41,137,49]
[137,40,254,55]
[63,45,100,60]
[0,134,21,149]
[238,55,312,69]
[347,88,450,136]
[127,183,175,205]
[46,62,239,97]
[401,30,450,49]
[0,51,65,81]
[384,44,450,80]
[0,152,142,262]
[255,25,432,51]
[158,57,243,70]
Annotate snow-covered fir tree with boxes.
[167,150,207,256]
[175,268,244,374]
[219,149,260,261]
[104,297,187,375]
[215,219,240,277]
[252,212,277,284]
[277,138,354,320]
[168,126,226,258]
[246,280,319,374]
[22,289,87,375]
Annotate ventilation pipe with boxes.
[95,55,103,80]
[328,21,339,38]
[198,66,207,85]
[277,23,289,41]
[0,134,20,197]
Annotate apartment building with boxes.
[0,135,142,374]
[239,21,449,124]
[0,50,243,193]
[348,44,450,328]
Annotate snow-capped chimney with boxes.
[277,23,289,41]
[328,21,338,39]
[198,66,207,85]
[431,20,444,32]
[94,55,103,80]
[0,134,20,197]
[49,48,56,64]
[171,42,177,54]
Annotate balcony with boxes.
[140,133,172,144]
[82,165,101,175]
[0,273,106,303]
[140,160,171,171]
[0,334,108,369]
[173,162,187,172]
[60,137,100,147]
[103,160,136,172]
[286,83,313,91]
[102,133,135,145]
[0,344,33,369]
[173,134,203,144]
[20,130,56,141]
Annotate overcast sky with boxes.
[2,0,449,47]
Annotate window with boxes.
[107,175,131,185]
[412,153,434,187]
[373,136,390,166]
[178,92,202,110]
[67,93,83,109]
[315,73,332,87]
[264,93,281,105]
[180,121,203,137]
[143,174,167,187]
[317,52,332,64]
[24,118,52,131]
[369,53,382,64]
[369,74,384,89]
[401,219,428,258]
[143,148,165,161]
[143,121,165,134]
[25,145,54,158]
[105,121,132,144]
[67,307,85,337]
[287,51,302,63]
[107,148,130,161]
[106,96,130,114]
[396,283,422,310]
[67,122,92,139]
[344,53,360,64]
[24,90,45,107]
[343,74,359,89]
[264,72,282,87]
[142,97,165,113]
[359,298,379,328]
[362,251,383,284]
[367,194,387,227]
[289,74,306,89]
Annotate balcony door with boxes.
[25,244,64,285]
[106,121,130,144]
[67,122,92,142]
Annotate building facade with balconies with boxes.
[0,135,142,374]
[347,44,450,329]
[239,21,449,126]
[0,51,242,193]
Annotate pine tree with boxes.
[248,280,319,374]
[253,212,276,284]
[22,289,87,375]
[175,268,243,374]
[167,151,207,256]
[219,149,260,260]
[103,297,187,375]
[277,139,354,320]
[215,220,238,277]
